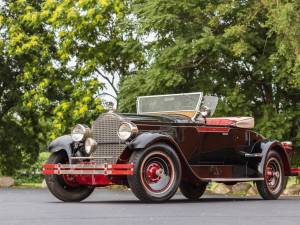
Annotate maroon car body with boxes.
[43,92,298,202]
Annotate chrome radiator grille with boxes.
[91,113,126,164]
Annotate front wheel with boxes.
[128,143,182,203]
[45,151,95,202]
[256,150,285,200]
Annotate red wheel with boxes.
[256,150,285,200]
[62,174,80,187]
[265,158,282,194]
[128,143,181,203]
[141,151,176,195]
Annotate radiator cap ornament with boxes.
[106,101,115,112]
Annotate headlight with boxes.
[84,137,97,155]
[71,124,91,142]
[117,122,138,141]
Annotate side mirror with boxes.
[192,105,211,122]
[200,105,211,118]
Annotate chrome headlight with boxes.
[117,122,138,141]
[71,124,91,142]
[84,137,97,155]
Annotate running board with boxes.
[201,178,264,182]
[190,165,263,181]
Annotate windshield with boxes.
[137,92,202,114]
[137,92,218,118]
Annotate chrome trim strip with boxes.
[51,170,112,175]
[50,164,106,169]
[244,153,263,158]
[70,156,117,159]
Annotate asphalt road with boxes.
[0,188,300,225]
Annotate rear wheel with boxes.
[128,143,182,203]
[180,181,207,200]
[256,150,285,200]
[45,151,94,202]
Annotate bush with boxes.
[14,152,49,184]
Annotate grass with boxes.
[14,182,43,188]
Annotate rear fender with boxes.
[257,140,291,176]
[47,135,73,162]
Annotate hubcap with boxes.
[265,157,282,194]
[146,162,164,183]
[141,151,175,194]
[62,174,79,187]
[60,159,80,188]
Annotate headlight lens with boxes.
[84,137,97,155]
[117,122,138,141]
[71,124,91,142]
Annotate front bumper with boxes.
[42,163,134,176]
[42,163,134,186]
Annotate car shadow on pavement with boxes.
[48,194,300,204]
[48,196,274,204]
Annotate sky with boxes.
[98,75,118,107]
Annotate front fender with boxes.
[47,135,73,161]
[127,132,204,183]
[128,132,179,150]
[258,140,290,176]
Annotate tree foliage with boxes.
[40,0,144,103]
[119,0,300,147]
[0,0,142,175]
[0,0,300,175]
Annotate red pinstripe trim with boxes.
[197,127,230,133]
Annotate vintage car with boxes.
[43,92,299,203]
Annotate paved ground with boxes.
[0,188,300,225]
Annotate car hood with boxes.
[116,113,192,123]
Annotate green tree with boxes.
[41,0,144,105]
[0,0,144,175]
[119,0,300,147]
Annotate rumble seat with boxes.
[205,117,254,129]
